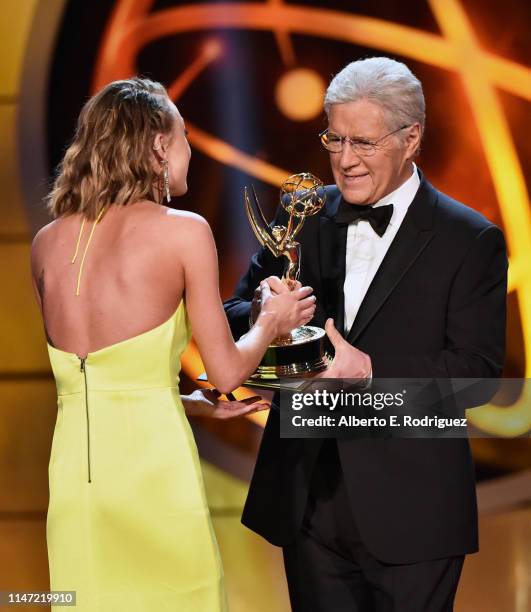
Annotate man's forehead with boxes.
[327,100,386,130]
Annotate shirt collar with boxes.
[373,163,420,226]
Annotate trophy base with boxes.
[249,325,328,381]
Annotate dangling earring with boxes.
[162,159,171,203]
[157,173,163,205]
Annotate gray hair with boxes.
[324,57,425,134]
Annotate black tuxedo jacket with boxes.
[223,171,507,564]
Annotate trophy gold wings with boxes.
[244,172,329,381]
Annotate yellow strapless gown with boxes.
[46,301,228,611]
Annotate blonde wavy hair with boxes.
[46,77,176,220]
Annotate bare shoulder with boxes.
[162,207,214,246]
[31,219,58,250]
[164,206,209,227]
[30,219,59,272]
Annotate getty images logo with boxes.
[291,389,406,412]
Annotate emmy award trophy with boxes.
[245,172,329,382]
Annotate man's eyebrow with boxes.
[327,130,375,142]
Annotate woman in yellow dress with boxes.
[30,77,316,611]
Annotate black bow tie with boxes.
[334,202,394,237]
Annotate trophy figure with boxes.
[245,172,328,380]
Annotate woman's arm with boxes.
[29,226,48,312]
[173,212,315,394]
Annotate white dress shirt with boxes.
[343,163,420,334]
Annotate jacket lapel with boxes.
[345,173,438,345]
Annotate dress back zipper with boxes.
[79,357,92,483]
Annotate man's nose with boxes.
[339,145,362,169]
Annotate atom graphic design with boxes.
[92,0,531,436]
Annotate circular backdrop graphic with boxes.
[44,0,531,437]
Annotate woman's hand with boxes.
[250,277,303,325]
[257,276,316,337]
[182,388,270,419]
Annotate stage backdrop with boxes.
[1,1,530,610]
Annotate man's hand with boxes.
[320,318,372,379]
[182,388,270,419]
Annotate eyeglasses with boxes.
[319,125,410,157]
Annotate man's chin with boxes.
[339,187,373,206]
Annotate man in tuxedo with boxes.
[224,57,507,611]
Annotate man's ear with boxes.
[405,123,422,159]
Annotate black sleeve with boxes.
[371,225,508,379]
[223,205,288,340]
